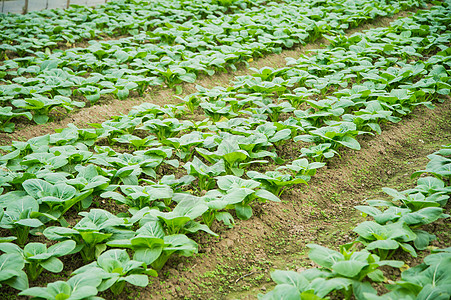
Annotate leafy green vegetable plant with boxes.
[295,121,368,151]
[0,107,32,133]
[196,137,270,177]
[247,171,308,196]
[139,198,216,236]
[365,248,451,300]
[138,118,190,141]
[216,175,280,220]
[22,178,93,222]
[19,273,103,300]
[43,209,132,262]
[162,131,205,162]
[300,143,339,162]
[0,241,76,281]
[107,220,198,270]
[277,158,326,181]
[412,144,451,180]
[101,184,173,209]
[260,243,403,300]
[12,94,84,125]
[112,134,160,151]
[353,221,417,259]
[355,204,448,250]
[72,249,157,296]
[0,253,28,291]
[0,195,43,246]
[184,157,226,191]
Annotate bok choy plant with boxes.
[364,248,451,300]
[216,175,280,220]
[19,273,103,300]
[353,221,418,259]
[0,241,76,281]
[43,209,133,262]
[72,249,157,296]
[184,157,226,191]
[246,171,308,197]
[101,184,173,210]
[0,195,43,246]
[0,253,28,291]
[107,220,198,270]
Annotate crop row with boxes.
[260,144,451,299]
[0,0,428,132]
[184,2,450,161]
[0,1,450,299]
[0,0,266,56]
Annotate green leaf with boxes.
[133,245,163,265]
[215,212,234,227]
[353,221,386,240]
[255,189,281,202]
[367,269,385,282]
[352,281,377,300]
[48,240,77,257]
[0,243,22,255]
[338,136,360,150]
[332,261,368,278]
[179,73,197,83]
[310,277,351,298]
[307,244,343,269]
[399,243,417,257]
[413,229,436,250]
[183,222,218,237]
[117,88,129,100]
[123,274,148,287]
[271,270,309,291]
[6,270,29,291]
[33,114,49,125]
[41,257,64,273]
[366,239,399,251]
[222,189,254,205]
[235,202,252,220]
[0,253,25,272]
[259,284,301,299]
[23,179,53,200]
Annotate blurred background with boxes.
[1,0,108,14]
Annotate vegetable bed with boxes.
[0,0,426,132]
[0,0,450,299]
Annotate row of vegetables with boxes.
[0,1,450,299]
[260,145,451,300]
[0,0,267,56]
[0,0,428,132]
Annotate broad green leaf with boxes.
[235,202,253,220]
[40,257,64,273]
[332,261,368,278]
